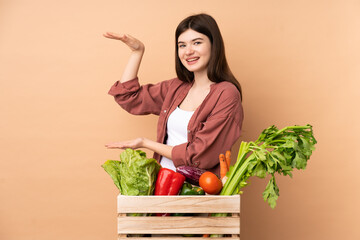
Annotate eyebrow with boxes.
[177,38,204,44]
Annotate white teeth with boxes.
[187,58,199,62]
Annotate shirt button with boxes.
[164,110,167,113]
[187,130,190,133]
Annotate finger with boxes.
[108,32,124,38]
[105,142,130,149]
[105,145,124,149]
[103,33,118,39]
[105,143,120,148]
[103,32,113,38]
[103,32,125,40]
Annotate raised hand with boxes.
[103,32,145,52]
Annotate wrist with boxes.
[128,50,144,62]
[141,137,149,148]
[132,47,145,56]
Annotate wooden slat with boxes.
[117,195,240,213]
[232,213,241,238]
[118,213,127,239]
[117,216,240,235]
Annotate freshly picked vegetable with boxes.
[180,182,205,195]
[102,149,161,237]
[199,172,223,195]
[102,148,161,196]
[209,125,316,238]
[154,168,186,216]
[176,165,207,186]
[219,151,231,184]
[221,124,317,208]
[154,168,186,196]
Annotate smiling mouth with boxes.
[186,57,200,63]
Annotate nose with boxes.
[185,45,194,55]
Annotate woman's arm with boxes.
[105,138,173,159]
[103,32,144,83]
[104,33,174,159]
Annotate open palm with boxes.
[103,32,145,52]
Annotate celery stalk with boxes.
[210,125,316,237]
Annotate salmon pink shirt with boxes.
[108,77,243,176]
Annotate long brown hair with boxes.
[175,13,242,100]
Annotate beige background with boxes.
[1,0,359,239]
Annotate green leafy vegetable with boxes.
[102,148,161,231]
[102,148,161,196]
[221,124,317,208]
[102,160,121,190]
[210,125,316,237]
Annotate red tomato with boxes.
[199,172,222,195]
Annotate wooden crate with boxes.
[117,195,240,239]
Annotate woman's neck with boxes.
[193,70,212,89]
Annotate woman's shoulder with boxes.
[159,77,183,85]
[212,81,241,101]
[168,77,184,85]
[162,77,190,89]
[205,81,243,122]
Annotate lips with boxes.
[186,57,200,65]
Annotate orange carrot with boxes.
[225,150,231,169]
[219,153,228,179]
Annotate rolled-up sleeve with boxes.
[108,77,172,115]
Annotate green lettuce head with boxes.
[102,148,161,196]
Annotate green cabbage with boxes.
[102,148,161,196]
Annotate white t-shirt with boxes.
[160,107,194,171]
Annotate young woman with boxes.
[104,13,243,176]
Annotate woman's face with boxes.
[177,29,211,74]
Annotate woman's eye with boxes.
[178,44,186,48]
[194,41,202,45]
